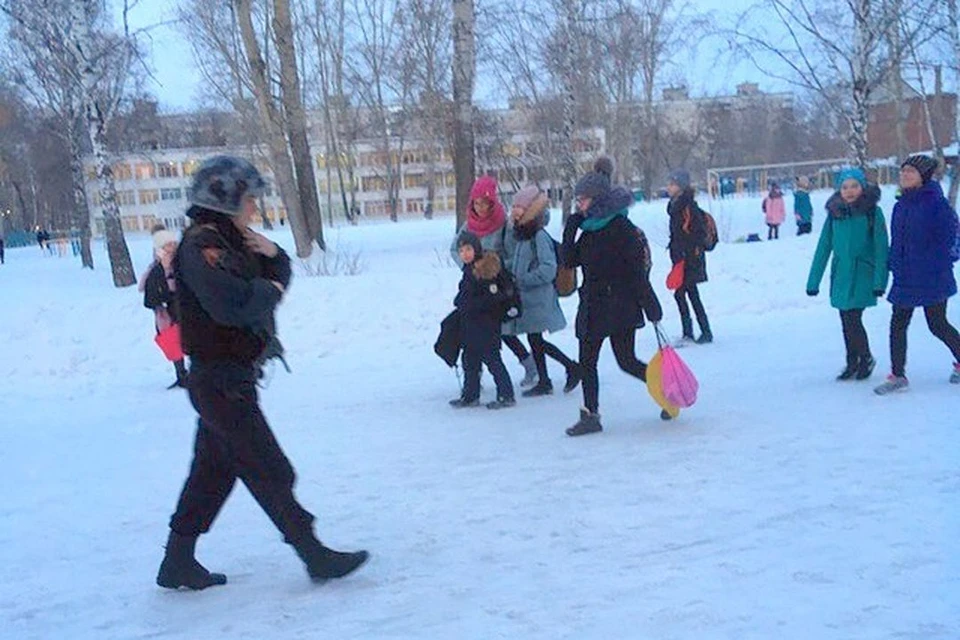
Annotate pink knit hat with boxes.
[512,185,542,210]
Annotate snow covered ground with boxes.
[2,189,958,639]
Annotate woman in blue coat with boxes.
[875,155,960,394]
[502,185,580,397]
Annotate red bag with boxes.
[666,260,685,291]
[154,324,184,361]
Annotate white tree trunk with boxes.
[272,0,325,249]
[67,125,94,269]
[452,0,476,230]
[849,0,872,168]
[947,0,960,206]
[559,0,578,223]
[235,0,313,257]
[71,0,134,287]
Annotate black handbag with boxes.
[434,309,462,367]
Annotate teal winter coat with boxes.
[502,226,567,336]
[807,190,889,310]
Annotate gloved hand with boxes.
[566,212,585,230]
[806,289,818,297]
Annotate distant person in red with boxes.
[142,229,187,389]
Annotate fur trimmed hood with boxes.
[472,251,502,281]
[515,192,550,228]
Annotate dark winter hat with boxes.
[187,155,268,218]
[457,230,483,256]
[900,154,938,183]
[668,169,691,190]
[574,156,614,199]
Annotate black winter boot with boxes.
[680,315,695,341]
[522,380,554,397]
[156,531,227,590]
[292,535,369,582]
[563,366,582,394]
[855,355,876,380]
[837,355,859,381]
[566,408,603,437]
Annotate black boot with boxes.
[522,380,554,397]
[680,315,695,341]
[167,360,188,389]
[855,354,876,380]
[292,534,369,582]
[156,531,227,590]
[837,355,859,381]
[563,365,582,394]
[566,408,602,437]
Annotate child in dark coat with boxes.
[450,231,516,410]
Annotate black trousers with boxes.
[579,330,647,414]
[767,224,780,240]
[527,332,577,383]
[462,343,514,401]
[890,302,960,377]
[675,284,710,338]
[797,222,813,235]
[502,335,529,363]
[169,362,315,543]
[839,309,871,365]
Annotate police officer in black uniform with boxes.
[156,155,368,590]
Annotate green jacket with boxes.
[793,190,813,223]
[807,195,889,311]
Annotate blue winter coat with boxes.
[502,227,567,336]
[887,180,958,307]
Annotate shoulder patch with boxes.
[202,247,223,268]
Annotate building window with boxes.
[158,162,179,178]
[113,163,133,181]
[117,190,136,206]
[139,189,160,205]
[361,175,387,192]
[160,188,183,201]
[446,195,457,211]
[364,200,390,216]
[182,160,199,176]
[94,219,105,235]
[403,173,426,189]
[121,216,140,232]
[405,199,424,215]
[142,215,157,231]
[135,162,156,180]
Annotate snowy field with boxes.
[2,189,958,639]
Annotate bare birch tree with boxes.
[729,0,939,168]
[452,0,476,229]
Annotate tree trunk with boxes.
[68,126,94,268]
[71,0,134,287]
[452,0,476,230]
[235,0,313,258]
[559,0,578,223]
[849,0,872,169]
[947,0,960,207]
[272,0,325,250]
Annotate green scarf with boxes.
[580,210,627,232]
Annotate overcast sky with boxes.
[120,0,779,114]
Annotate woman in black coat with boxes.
[561,157,664,437]
[143,229,187,388]
[667,170,712,344]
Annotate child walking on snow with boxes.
[794,176,814,235]
[874,155,960,394]
[763,182,786,240]
[450,231,517,410]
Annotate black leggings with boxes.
[840,308,871,365]
[527,332,577,383]
[502,335,529,364]
[767,224,780,240]
[675,284,710,338]
[579,330,647,414]
[890,302,960,377]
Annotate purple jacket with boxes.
[887,181,958,307]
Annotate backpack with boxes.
[529,230,572,297]
[701,211,718,251]
[635,227,653,277]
